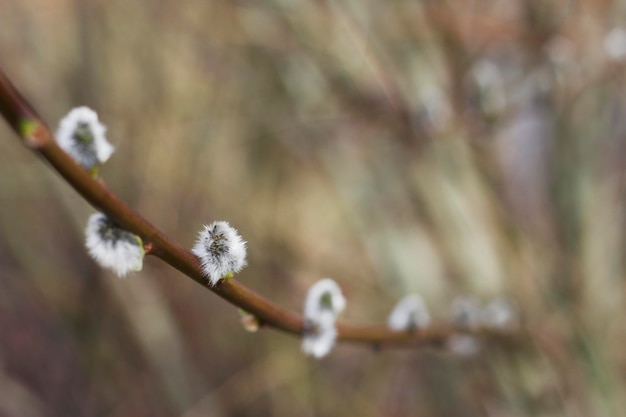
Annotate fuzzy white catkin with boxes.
[302,310,338,358]
[387,294,430,331]
[304,278,346,319]
[192,221,247,285]
[301,278,346,358]
[56,107,114,169]
[85,213,144,277]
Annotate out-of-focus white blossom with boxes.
[56,107,114,170]
[471,59,507,116]
[451,296,482,329]
[447,334,481,357]
[302,311,338,358]
[302,278,346,358]
[85,213,144,277]
[192,221,247,285]
[481,298,518,329]
[304,278,346,319]
[387,294,430,331]
[605,27,626,62]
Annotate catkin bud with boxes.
[301,278,346,358]
[85,213,144,277]
[387,294,430,331]
[56,107,114,171]
[192,221,247,285]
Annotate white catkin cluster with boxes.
[56,106,114,170]
[192,221,247,285]
[302,278,346,359]
[387,294,430,331]
[451,296,518,330]
[85,213,144,277]
[451,296,482,329]
[446,296,518,357]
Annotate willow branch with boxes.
[0,66,521,349]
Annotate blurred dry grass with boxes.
[2,0,626,416]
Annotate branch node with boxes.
[143,242,155,255]
[19,118,49,148]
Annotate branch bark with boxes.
[0,66,521,350]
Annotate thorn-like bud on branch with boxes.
[56,107,114,171]
[85,213,144,277]
[238,309,260,332]
[302,278,346,359]
[192,221,247,285]
[451,296,482,329]
[387,294,430,331]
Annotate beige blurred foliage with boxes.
[2,0,626,416]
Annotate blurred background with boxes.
[2,0,626,415]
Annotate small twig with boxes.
[0,66,521,349]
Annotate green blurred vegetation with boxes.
[2,0,626,416]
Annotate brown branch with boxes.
[0,66,521,350]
